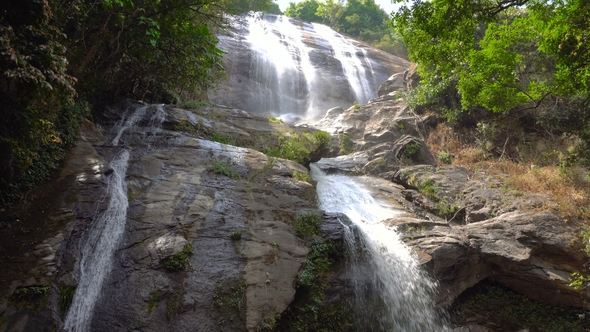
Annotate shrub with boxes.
[294,212,322,238]
[162,245,193,271]
[418,177,438,199]
[338,134,355,155]
[438,151,453,164]
[208,160,240,179]
[292,170,312,183]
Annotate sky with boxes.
[275,0,402,15]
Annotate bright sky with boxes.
[275,0,402,15]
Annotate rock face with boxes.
[309,65,590,315]
[383,165,588,308]
[0,103,323,332]
[209,13,410,120]
[311,67,436,174]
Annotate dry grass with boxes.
[427,123,590,221]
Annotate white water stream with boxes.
[311,164,447,331]
[224,13,380,120]
[64,105,155,331]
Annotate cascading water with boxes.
[63,150,130,332]
[310,164,447,331]
[312,23,375,104]
[64,105,158,331]
[211,13,403,120]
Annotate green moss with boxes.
[147,291,162,315]
[438,150,453,164]
[165,295,182,320]
[161,245,193,271]
[263,130,331,165]
[230,230,242,241]
[10,285,50,313]
[208,161,240,179]
[59,284,77,316]
[293,212,322,238]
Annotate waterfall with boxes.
[310,164,447,331]
[64,105,156,331]
[63,150,130,332]
[312,23,375,104]
[212,13,395,120]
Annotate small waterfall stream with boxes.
[311,164,447,331]
[64,105,159,331]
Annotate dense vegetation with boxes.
[284,0,407,57]
[0,0,277,204]
[393,0,590,163]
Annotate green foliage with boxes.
[13,286,49,298]
[582,228,590,257]
[292,170,312,183]
[294,212,322,238]
[222,0,281,15]
[435,196,461,220]
[569,272,590,290]
[285,0,407,57]
[353,100,361,110]
[210,132,234,145]
[451,280,590,332]
[212,278,246,328]
[418,177,438,199]
[338,133,355,155]
[147,291,162,314]
[400,141,422,163]
[53,0,226,104]
[230,230,243,241]
[284,0,322,22]
[438,151,452,164]
[298,241,340,287]
[208,160,241,179]
[264,130,331,165]
[393,0,590,158]
[161,245,193,271]
[59,284,77,316]
[277,240,353,331]
[0,0,84,204]
[267,116,283,124]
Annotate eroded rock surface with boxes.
[383,165,588,309]
[0,103,322,332]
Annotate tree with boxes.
[392,0,590,159]
[0,0,81,202]
[285,0,323,22]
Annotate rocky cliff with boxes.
[209,13,410,120]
